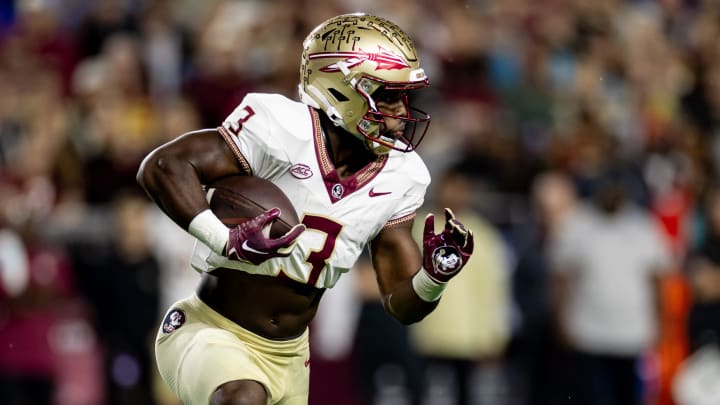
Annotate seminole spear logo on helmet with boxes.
[309,46,411,72]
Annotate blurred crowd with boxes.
[1,0,719,404]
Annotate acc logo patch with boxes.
[289,163,313,179]
[162,309,186,334]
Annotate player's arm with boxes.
[137,129,241,229]
[136,129,304,262]
[370,221,436,324]
[370,209,474,324]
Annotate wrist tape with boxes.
[188,209,229,255]
[411,268,447,302]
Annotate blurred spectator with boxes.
[7,0,80,94]
[0,62,82,201]
[180,1,259,127]
[74,33,159,204]
[138,0,193,103]
[75,0,138,58]
[411,167,512,405]
[671,343,720,405]
[686,187,720,352]
[70,191,160,405]
[309,266,361,405]
[0,180,103,405]
[506,171,579,405]
[352,254,424,405]
[549,164,673,405]
[671,186,720,405]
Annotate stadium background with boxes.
[0,0,718,404]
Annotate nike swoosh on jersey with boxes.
[241,240,268,255]
[369,187,392,197]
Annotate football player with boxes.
[137,13,474,405]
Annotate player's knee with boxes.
[210,380,268,405]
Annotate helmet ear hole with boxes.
[328,88,349,102]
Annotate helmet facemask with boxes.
[355,79,430,154]
[299,13,431,155]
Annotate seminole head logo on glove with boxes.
[431,246,463,275]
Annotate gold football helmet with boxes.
[299,13,430,154]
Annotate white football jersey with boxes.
[191,93,430,288]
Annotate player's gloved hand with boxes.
[225,208,306,265]
[422,208,474,283]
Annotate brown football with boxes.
[208,175,299,238]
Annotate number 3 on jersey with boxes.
[299,215,343,286]
[227,106,255,136]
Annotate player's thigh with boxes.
[157,327,270,404]
[210,380,268,405]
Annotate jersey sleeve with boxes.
[383,154,430,229]
[217,93,290,179]
[385,184,426,228]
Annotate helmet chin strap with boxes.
[298,84,320,108]
[368,139,391,155]
[299,84,346,128]
[300,68,390,154]
[336,61,378,112]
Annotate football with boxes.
[208,175,299,238]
